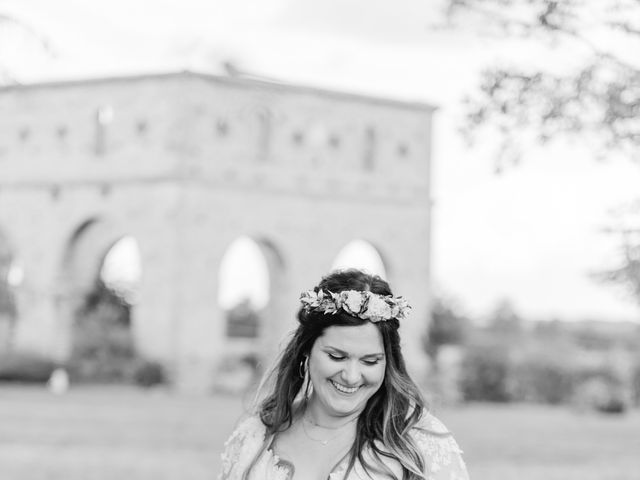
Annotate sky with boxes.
[3,0,640,322]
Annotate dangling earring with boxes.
[299,356,308,379]
[300,356,312,401]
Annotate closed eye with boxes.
[328,353,345,361]
[362,359,381,366]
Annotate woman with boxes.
[219,269,469,480]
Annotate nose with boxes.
[340,361,362,385]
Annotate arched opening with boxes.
[100,236,142,306]
[0,229,19,351]
[216,235,284,392]
[331,239,388,279]
[218,236,270,339]
[60,219,143,383]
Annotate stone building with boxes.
[0,71,434,391]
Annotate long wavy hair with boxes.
[244,269,428,480]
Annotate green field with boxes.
[1,385,638,479]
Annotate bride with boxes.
[219,269,469,480]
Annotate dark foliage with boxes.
[133,360,167,388]
[0,352,58,383]
[68,280,137,383]
[460,342,512,402]
[424,297,470,362]
[509,354,575,404]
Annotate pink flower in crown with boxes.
[364,294,393,322]
[340,290,366,315]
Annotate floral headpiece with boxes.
[299,289,411,323]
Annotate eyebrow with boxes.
[324,346,385,358]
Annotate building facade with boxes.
[0,71,434,391]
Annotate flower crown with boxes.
[299,289,411,323]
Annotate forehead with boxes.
[314,323,384,355]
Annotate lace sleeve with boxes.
[411,412,470,480]
[218,415,267,480]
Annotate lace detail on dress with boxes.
[218,416,295,480]
[250,450,293,480]
[411,413,469,480]
[218,416,266,480]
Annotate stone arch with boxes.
[0,226,18,350]
[57,216,143,379]
[331,238,389,279]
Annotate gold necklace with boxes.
[301,415,357,446]
[303,413,359,430]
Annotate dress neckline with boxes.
[267,435,349,480]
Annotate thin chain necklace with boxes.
[301,414,357,446]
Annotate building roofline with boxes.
[0,70,438,112]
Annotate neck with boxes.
[304,395,361,429]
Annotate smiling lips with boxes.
[330,380,361,394]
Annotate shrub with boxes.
[68,306,137,383]
[0,352,58,383]
[67,280,139,383]
[67,329,137,383]
[460,343,512,402]
[133,360,167,388]
[572,365,631,414]
[509,354,575,404]
[424,297,470,363]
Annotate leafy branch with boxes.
[446,0,640,169]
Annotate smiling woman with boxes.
[306,323,386,420]
[218,269,469,480]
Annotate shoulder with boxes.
[218,414,268,480]
[412,410,453,435]
[409,410,469,480]
[226,414,267,443]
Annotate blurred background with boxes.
[1,0,640,479]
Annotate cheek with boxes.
[309,356,337,380]
[364,363,386,388]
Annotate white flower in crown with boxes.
[339,290,366,315]
[391,297,411,320]
[364,294,393,323]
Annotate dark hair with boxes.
[247,269,427,480]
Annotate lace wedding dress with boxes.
[218,411,469,480]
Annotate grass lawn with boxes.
[1,384,639,479]
[436,403,640,480]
